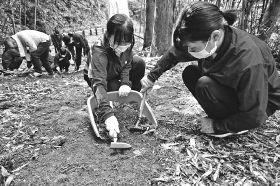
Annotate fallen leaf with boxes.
[4,175,14,186]
[175,163,181,176]
[180,182,191,186]
[201,164,213,178]
[276,135,280,144]
[153,85,162,90]
[252,171,267,183]
[209,140,216,151]
[189,138,196,148]
[213,163,221,181]
[186,148,193,158]
[133,149,146,157]
[235,177,247,186]
[1,166,10,177]
[161,143,179,150]
[151,176,172,183]
[12,163,29,173]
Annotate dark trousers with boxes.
[182,65,239,119]
[84,72,91,87]
[8,58,23,70]
[107,55,146,92]
[31,41,53,74]
[75,47,82,70]
[67,44,75,62]
[182,65,275,120]
[58,59,70,72]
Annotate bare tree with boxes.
[143,0,156,49]
[152,0,176,56]
[259,0,280,40]
[34,0,37,29]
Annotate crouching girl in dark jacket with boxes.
[87,14,145,140]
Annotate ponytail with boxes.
[222,10,238,26]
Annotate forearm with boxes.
[148,46,193,82]
[94,85,114,122]
[120,63,132,87]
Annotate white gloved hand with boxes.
[118,85,131,97]
[140,75,154,93]
[105,116,120,139]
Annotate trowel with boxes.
[110,137,132,149]
[110,130,132,149]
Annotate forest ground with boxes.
[0,35,280,186]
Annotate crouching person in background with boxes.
[2,37,32,73]
[2,48,23,71]
[52,47,71,73]
[4,30,53,77]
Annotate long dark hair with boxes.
[104,14,135,50]
[173,2,237,49]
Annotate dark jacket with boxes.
[88,43,133,121]
[71,33,90,55]
[53,49,71,67]
[148,25,280,133]
[51,33,63,50]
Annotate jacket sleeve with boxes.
[53,54,59,67]
[89,48,114,121]
[83,38,90,54]
[147,46,195,82]
[66,51,71,61]
[120,56,132,87]
[213,63,268,133]
[76,34,89,54]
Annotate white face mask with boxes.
[114,45,130,56]
[188,40,217,59]
[109,38,130,56]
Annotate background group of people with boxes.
[2,28,90,77]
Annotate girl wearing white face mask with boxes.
[87,14,146,140]
[140,2,280,138]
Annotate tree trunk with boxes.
[34,0,37,29]
[216,0,221,8]
[19,0,22,26]
[11,7,16,34]
[239,0,254,31]
[24,0,27,26]
[143,0,156,49]
[259,0,280,41]
[152,0,176,56]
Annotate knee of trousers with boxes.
[182,65,199,79]
[131,55,145,78]
[132,55,146,68]
[195,76,215,90]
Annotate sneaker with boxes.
[207,130,249,138]
[33,72,42,77]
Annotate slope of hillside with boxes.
[0,0,107,37]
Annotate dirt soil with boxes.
[0,36,280,186]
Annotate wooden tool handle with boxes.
[138,91,147,118]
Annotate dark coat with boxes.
[147,25,280,132]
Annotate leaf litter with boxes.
[0,53,279,185]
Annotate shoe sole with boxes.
[207,130,249,138]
